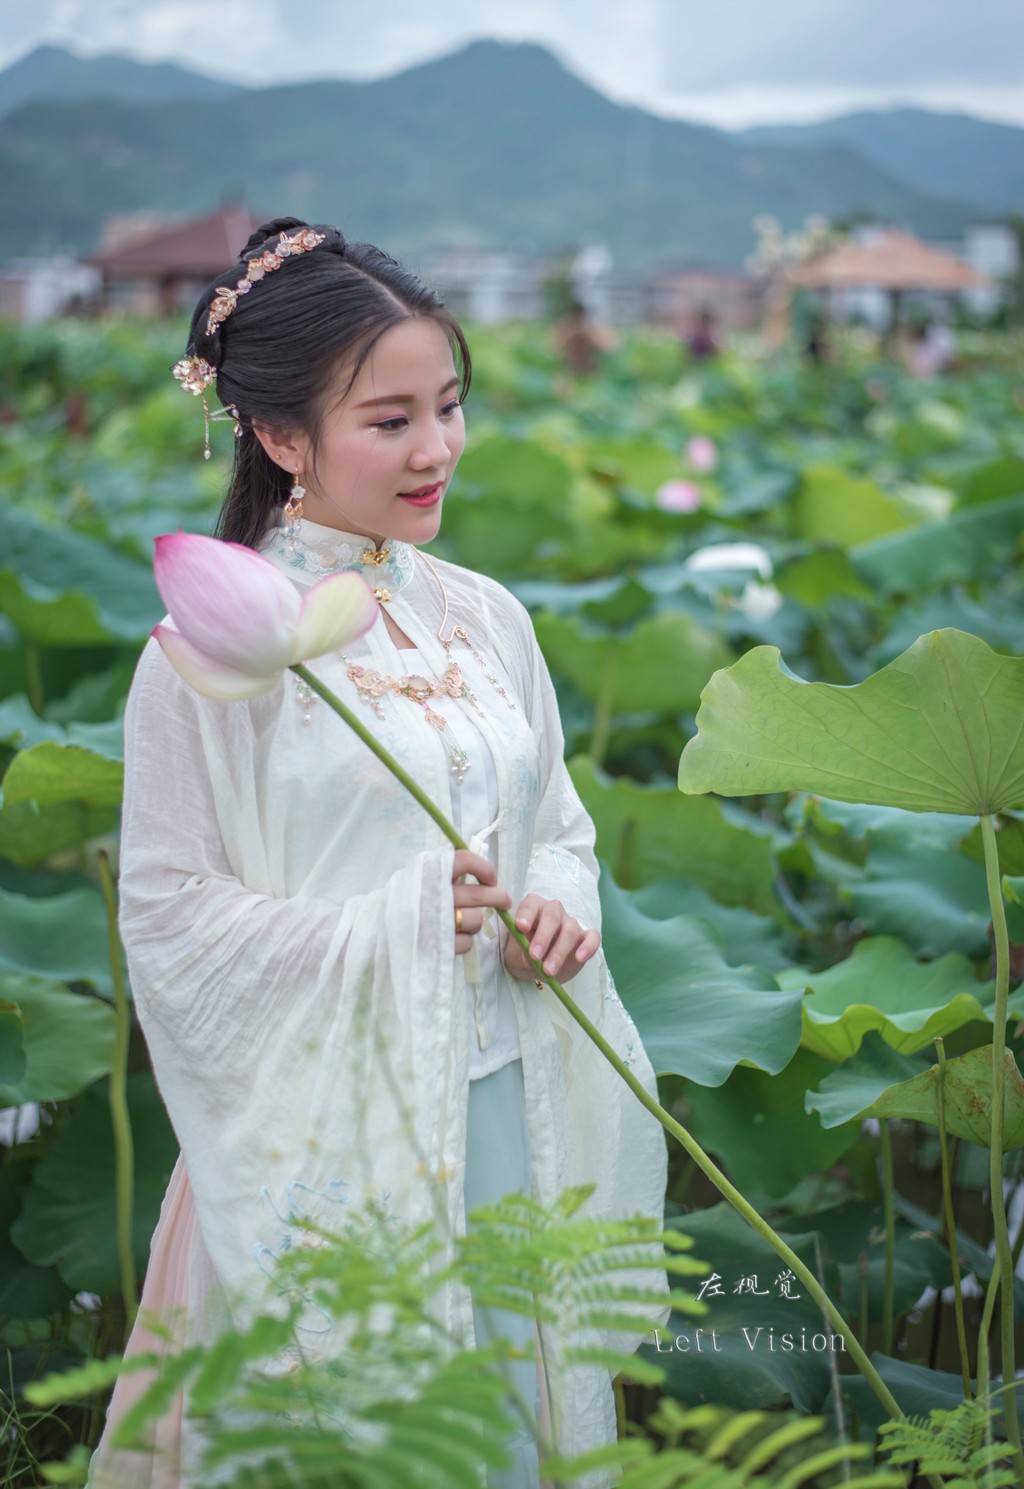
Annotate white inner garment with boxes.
[399,646,522,1079]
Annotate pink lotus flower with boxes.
[655,480,703,513]
[151,531,377,700]
[686,435,718,473]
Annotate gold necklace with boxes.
[342,658,483,784]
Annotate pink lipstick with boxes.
[398,484,442,507]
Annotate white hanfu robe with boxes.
[88,517,667,1488]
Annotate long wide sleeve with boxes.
[118,641,465,1332]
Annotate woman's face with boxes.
[273,316,466,546]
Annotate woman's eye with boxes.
[372,416,407,433]
[440,400,462,419]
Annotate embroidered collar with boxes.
[259,516,415,593]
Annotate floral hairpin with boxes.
[171,356,238,460]
[172,355,216,396]
[205,228,327,336]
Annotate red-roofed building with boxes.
[87,203,266,315]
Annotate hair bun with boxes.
[240,217,347,261]
[240,217,309,259]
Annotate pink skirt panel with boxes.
[87,1153,192,1488]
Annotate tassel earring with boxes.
[284,470,305,552]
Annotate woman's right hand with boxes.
[452,849,511,956]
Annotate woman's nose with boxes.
[410,421,453,468]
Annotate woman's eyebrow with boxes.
[354,376,460,410]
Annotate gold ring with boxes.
[534,979,545,990]
[455,907,463,932]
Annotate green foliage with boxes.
[6,319,1024,1479]
[26,1191,698,1487]
[679,630,1024,815]
[878,1399,1017,1487]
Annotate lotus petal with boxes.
[291,572,378,664]
[153,624,280,701]
[154,532,299,676]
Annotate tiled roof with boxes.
[88,204,267,276]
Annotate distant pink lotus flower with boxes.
[686,435,718,473]
[655,480,703,513]
[151,531,377,700]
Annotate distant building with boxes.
[0,255,100,321]
[421,250,543,323]
[961,224,1020,317]
[87,203,265,315]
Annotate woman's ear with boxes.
[251,421,310,477]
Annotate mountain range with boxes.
[3,41,1021,270]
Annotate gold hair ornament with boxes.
[206,228,327,336]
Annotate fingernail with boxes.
[531,943,542,957]
[544,958,557,973]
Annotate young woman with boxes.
[89,218,666,1489]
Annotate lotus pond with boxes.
[2,315,1024,1485]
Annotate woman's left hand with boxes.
[503,894,601,984]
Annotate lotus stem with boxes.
[97,848,137,1330]
[935,1038,972,1398]
[590,656,618,768]
[979,812,1023,1474]
[879,1120,895,1357]
[289,662,916,1436]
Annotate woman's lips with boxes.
[398,483,442,506]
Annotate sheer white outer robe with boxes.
[97,524,668,1484]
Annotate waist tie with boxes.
[463,808,505,1051]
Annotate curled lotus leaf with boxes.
[679,629,1024,816]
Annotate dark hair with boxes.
[183,216,471,549]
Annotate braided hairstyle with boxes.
[183,217,472,549]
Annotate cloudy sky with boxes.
[4,0,1023,128]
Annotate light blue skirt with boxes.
[464,1059,543,1489]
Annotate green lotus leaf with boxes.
[778,936,996,1060]
[584,434,681,496]
[957,454,1024,506]
[572,757,781,914]
[678,630,1024,816]
[12,1074,178,1293]
[3,741,124,810]
[0,973,115,1106]
[0,886,113,995]
[642,1203,840,1412]
[0,1161,74,1320]
[1003,874,1024,907]
[774,1201,951,1325]
[842,820,1009,959]
[0,695,68,749]
[0,799,120,869]
[0,996,25,1087]
[441,435,578,574]
[0,509,160,645]
[775,548,873,608]
[805,1032,927,1129]
[792,464,914,547]
[536,610,731,715]
[829,1355,972,1434]
[600,875,801,1087]
[812,1044,1024,1150]
[853,491,1024,596]
[685,1049,860,1199]
[629,876,791,971]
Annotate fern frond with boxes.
[877,1398,1015,1487]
